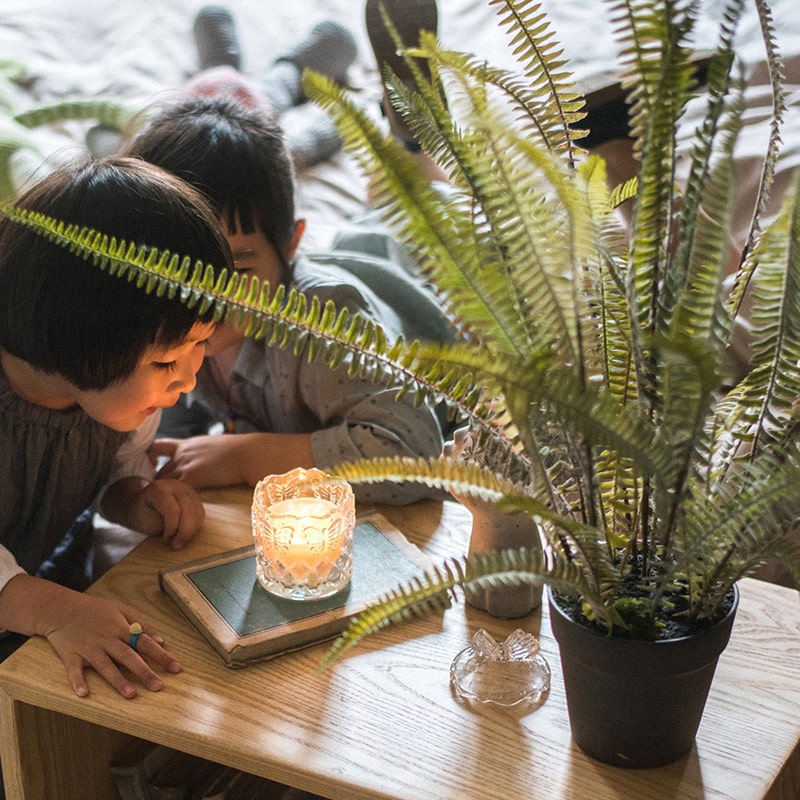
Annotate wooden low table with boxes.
[0,487,798,800]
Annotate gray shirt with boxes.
[185,249,457,505]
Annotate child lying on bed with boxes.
[88,5,359,174]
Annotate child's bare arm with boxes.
[151,432,316,488]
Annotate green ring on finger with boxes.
[128,622,143,651]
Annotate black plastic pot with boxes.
[548,585,739,768]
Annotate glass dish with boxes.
[450,628,551,714]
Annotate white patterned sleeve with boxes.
[0,544,26,594]
[107,411,160,484]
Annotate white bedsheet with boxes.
[1,0,798,250]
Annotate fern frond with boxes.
[652,80,744,542]
[610,176,638,209]
[331,455,524,503]
[488,0,585,161]
[682,440,800,617]
[733,0,787,273]
[617,0,700,349]
[0,202,502,423]
[749,535,800,590]
[662,54,739,336]
[318,556,461,669]
[305,71,524,356]
[320,545,589,668]
[721,173,800,458]
[329,452,641,614]
[308,38,596,367]
[13,97,144,132]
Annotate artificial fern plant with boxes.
[2,0,799,659]
[300,0,800,658]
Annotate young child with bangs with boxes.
[0,156,232,699]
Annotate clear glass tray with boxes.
[450,628,551,714]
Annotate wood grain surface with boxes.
[0,487,798,800]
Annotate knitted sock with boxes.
[283,104,343,171]
[261,20,358,112]
[85,123,123,158]
[261,61,305,113]
[193,5,242,71]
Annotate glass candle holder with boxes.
[252,467,355,601]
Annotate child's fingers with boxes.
[148,438,178,465]
[131,632,182,677]
[64,646,139,699]
[149,438,178,455]
[154,488,205,549]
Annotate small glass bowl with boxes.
[450,628,551,714]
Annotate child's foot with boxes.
[193,5,242,71]
[365,0,439,151]
[85,124,123,158]
[285,104,344,171]
[262,20,358,112]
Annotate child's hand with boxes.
[46,592,180,698]
[150,432,315,489]
[49,594,181,699]
[1,575,181,699]
[137,478,206,550]
[150,435,249,489]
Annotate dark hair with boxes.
[123,97,297,278]
[0,156,232,390]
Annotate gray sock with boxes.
[262,20,357,110]
[261,61,304,113]
[85,124,123,158]
[283,105,343,171]
[193,5,241,71]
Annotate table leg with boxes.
[0,690,127,800]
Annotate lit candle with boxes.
[264,496,344,582]
[252,467,355,600]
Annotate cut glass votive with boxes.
[252,467,355,601]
